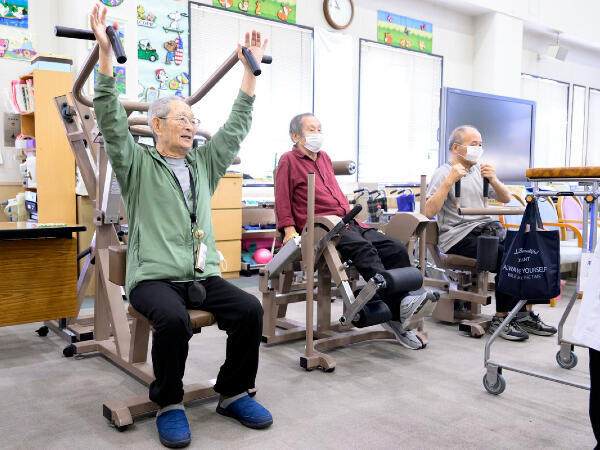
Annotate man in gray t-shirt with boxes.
[425,125,556,341]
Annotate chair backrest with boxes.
[501,194,526,227]
[558,196,583,228]
[424,221,445,268]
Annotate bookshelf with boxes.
[17,69,75,224]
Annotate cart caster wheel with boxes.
[35,326,49,337]
[556,350,578,369]
[324,367,335,373]
[115,424,129,432]
[483,373,506,395]
[63,344,76,358]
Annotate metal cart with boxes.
[483,168,598,394]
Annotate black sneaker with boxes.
[487,315,529,341]
[517,311,557,336]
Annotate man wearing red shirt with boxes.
[275,113,435,350]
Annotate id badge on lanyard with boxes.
[196,242,207,272]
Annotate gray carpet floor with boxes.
[0,277,594,449]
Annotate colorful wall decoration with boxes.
[137,0,190,102]
[213,0,296,24]
[94,64,127,95]
[0,26,35,60]
[100,0,125,6]
[0,0,28,28]
[377,10,432,54]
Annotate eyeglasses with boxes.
[159,115,201,127]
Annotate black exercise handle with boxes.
[54,25,127,64]
[54,25,95,40]
[342,204,363,225]
[106,26,127,64]
[455,179,461,199]
[241,47,272,76]
[483,178,490,198]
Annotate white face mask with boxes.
[464,145,484,163]
[302,133,324,153]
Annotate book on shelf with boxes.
[8,78,34,113]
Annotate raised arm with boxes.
[203,31,269,193]
[90,4,138,193]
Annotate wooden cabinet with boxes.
[20,69,75,224]
[212,173,242,278]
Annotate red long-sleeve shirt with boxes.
[275,146,365,232]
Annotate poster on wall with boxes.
[88,18,126,95]
[212,0,296,24]
[377,10,432,53]
[94,64,127,95]
[137,0,190,102]
[0,0,28,28]
[0,25,35,60]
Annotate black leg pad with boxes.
[352,300,392,328]
[379,267,423,296]
[477,235,499,271]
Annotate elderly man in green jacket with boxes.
[90,5,271,448]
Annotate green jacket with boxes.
[93,73,254,295]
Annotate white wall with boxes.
[522,31,600,87]
[455,0,600,45]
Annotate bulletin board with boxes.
[136,0,190,102]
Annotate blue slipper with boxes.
[216,395,273,429]
[156,408,191,448]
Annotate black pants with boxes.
[129,277,263,407]
[446,231,522,314]
[336,221,411,319]
[591,348,600,449]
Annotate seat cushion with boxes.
[559,245,581,265]
[128,304,216,329]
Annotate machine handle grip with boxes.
[54,25,127,64]
[455,180,461,199]
[106,25,127,64]
[241,47,272,76]
[483,178,489,199]
[54,26,95,40]
[342,205,362,225]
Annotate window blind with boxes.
[189,3,313,178]
[358,39,442,183]
[521,74,569,168]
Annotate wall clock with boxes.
[323,0,354,30]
